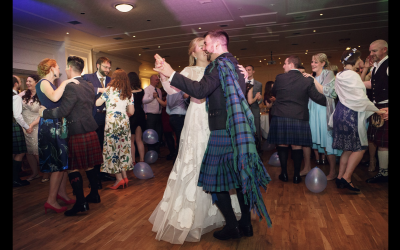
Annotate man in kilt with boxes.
[153,29,272,240]
[40,56,103,216]
[267,56,327,184]
[362,40,389,183]
[13,75,31,187]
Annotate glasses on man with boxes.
[101,65,111,70]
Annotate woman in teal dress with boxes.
[300,53,342,180]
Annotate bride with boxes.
[148,37,241,244]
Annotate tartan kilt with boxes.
[197,129,241,192]
[68,131,103,170]
[13,122,27,154]
[267,116,312,147]
[367,104,388,148]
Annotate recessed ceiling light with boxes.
[264,59,266,60]
[259,60,261,62]
[144,69,146,70]
[305,52,307,54]
[358,46,361,47]
[133,36,136,37]
[179,66,181,67]
[313,30,316,32]
[66,32,69,34]
[278,57,280,59]
[346,47,351,50]
[115,4,134,12]
[320,13,323,16]
[306,50,308,52]
[237,58,239,60]
[158,46,160,48]
[139,54,141,56]
[199,27,201,29]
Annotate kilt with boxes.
[267,116,312,146]
[68,131,103,170]
[367,103,388,148]
[198,129,241,192]
[13,122,27,154]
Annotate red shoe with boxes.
[44,202,67,214]
[57,194,76,205]
[109,179,125,190]
[124,178,129,187]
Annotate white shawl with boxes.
[328,70,379,146]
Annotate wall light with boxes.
[115,4,134,12]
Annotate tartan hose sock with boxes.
[68,172,85,204]
[291,149,304,176]
[277,146,289,175]
[214,191,239,229]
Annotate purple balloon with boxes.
[262,141,276,151]
[305,167,327,193]
[268,152,280,167]
[144,150,158,164]
[133,162,154,179]
[143,129,158,144]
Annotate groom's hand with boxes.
[153,54,175,77]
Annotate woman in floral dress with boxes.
[96,69,135,189]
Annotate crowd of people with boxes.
[12,28,388,244]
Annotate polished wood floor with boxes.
[13,146,388,250]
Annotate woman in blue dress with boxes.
[36,58,79,213]
[300,53,342,180]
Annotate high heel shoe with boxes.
[124,178,129,187]
[44,202,67,214]
[109,179,125,189]
[57,194,76,205]
[341,178,360,192]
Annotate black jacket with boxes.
[271,70,326,121]
[43,77,98,136]
[171,52,246,131]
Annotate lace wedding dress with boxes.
[149,66,241,244]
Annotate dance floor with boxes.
[13,145,388,250]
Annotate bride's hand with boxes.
[154,54,165,69]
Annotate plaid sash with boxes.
[205,56,272,226]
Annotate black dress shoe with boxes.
[100,173,116,182]
[365,173,388,183]
[335,178,345,189]
[213,226,242,240]
[13,179,30,187]
[85,193,101,203]
[341,178,360,192]
[278,173,288,182]
[293,175,302,184]
[64,201,89,216]
[239,224,253,237]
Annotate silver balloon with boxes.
[268,152,280,167]
[262,141,276,151]
[133,162,154,179]
[143,129,158,144]
[144,150,158,164]
[305,167,327,193]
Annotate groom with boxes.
[153,29,271,240]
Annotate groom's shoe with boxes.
[213,225,242,240]
[239,224,253,237]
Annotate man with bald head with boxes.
[143,74,164,154]
[361,39,388,183]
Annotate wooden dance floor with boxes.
[13,146,388,250]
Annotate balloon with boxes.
[268,152,280,167]
[144,150,158,164]
[143,129,158,144]
[133,162,154,179]
[262,141,276,151]
[305,167,327,193]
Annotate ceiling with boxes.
[13,0,388,73]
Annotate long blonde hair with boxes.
[312,53,330,68]
[188,37,204,66]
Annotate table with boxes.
[260,113,269,139]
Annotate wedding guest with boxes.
[36,58,79,213]
[330,49,385,192]
[264,81,275,124]
[300,53,342,181]
[13,75,30,187]
[128,72,146,165]
[96,69,134,189]
[19,74,50,182]
[298,65,306,74]
[329,65,339,76]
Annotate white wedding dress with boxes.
[148,66,241,244]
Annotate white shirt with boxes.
[96,71,107,94]
[370,55,388,104]
[13,89,30,129]
[142,85,162,114]
[245,78,254,85]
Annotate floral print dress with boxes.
[100,87,134,174]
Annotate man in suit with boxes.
[40,56,103,216]
[82,57,116,186]
[245,65,263,150]
[143,74,164,154]
[267,55,326,184]
[153,29,272,240]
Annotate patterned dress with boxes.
[100,87,134,174]
[19,91,40,155]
